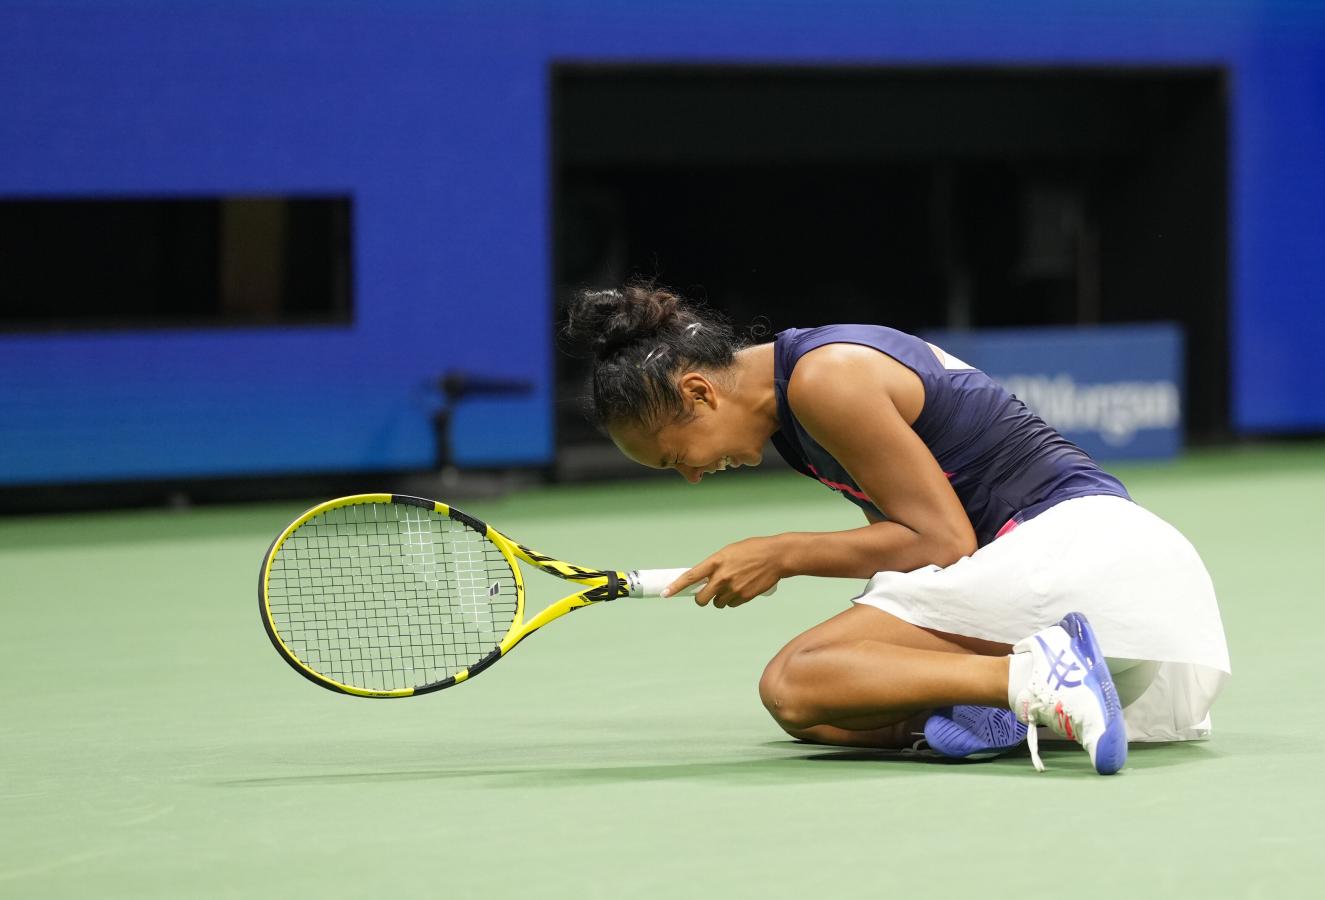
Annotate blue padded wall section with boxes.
[1,1,1322,484]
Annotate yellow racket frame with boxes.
[259,493,631,698]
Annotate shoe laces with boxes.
[1018,689,1083,773]
[1021,700,1047,773]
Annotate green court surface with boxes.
[3,444,1323,898]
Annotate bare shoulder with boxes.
[786,342,925,425]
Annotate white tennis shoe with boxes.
[1011,612,1128,775]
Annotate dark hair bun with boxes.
[562,277,743,429]
[565,281,685,358]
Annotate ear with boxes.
[677,371,718,408]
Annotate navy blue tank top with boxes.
[771,325,1130,547]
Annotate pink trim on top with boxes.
[994,518,1020,539]
[806,464,873,502]
[806,464,956,501]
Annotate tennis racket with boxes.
[259,493,770,698]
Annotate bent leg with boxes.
[763,638,1010,729]
[781,716,928,750]
[760,605,1012,746]
[767,603,1011,665]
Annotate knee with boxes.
[759,647,826,732]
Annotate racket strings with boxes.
[265,501,518,691]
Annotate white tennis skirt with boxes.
[852,495,1231,742]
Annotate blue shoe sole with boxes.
[925,705,1028,760]
[1059,612,1128,775]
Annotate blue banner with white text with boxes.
[924,325,1183,461]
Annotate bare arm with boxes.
[662,341,975,609]
[777,343,977,578]
[666,343,977,606]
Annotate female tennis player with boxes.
[565,281,1230,775]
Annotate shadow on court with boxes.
[795,739,1220,770]
[209,738,1217,790]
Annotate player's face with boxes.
[610,390,764,484]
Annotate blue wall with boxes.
[2,1,1323,484]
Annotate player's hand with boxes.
[662,535,788,608]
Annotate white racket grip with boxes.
[625,568,778,598]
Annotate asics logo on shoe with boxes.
[1034,636,1084,688]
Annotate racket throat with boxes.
[584,571,628,602]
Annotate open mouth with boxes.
[712,455,740,473]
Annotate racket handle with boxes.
[625,568,778,598]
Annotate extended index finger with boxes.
[661,562,713,598]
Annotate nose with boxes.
[676,465,702,484]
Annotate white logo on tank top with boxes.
[926,342,974,371]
